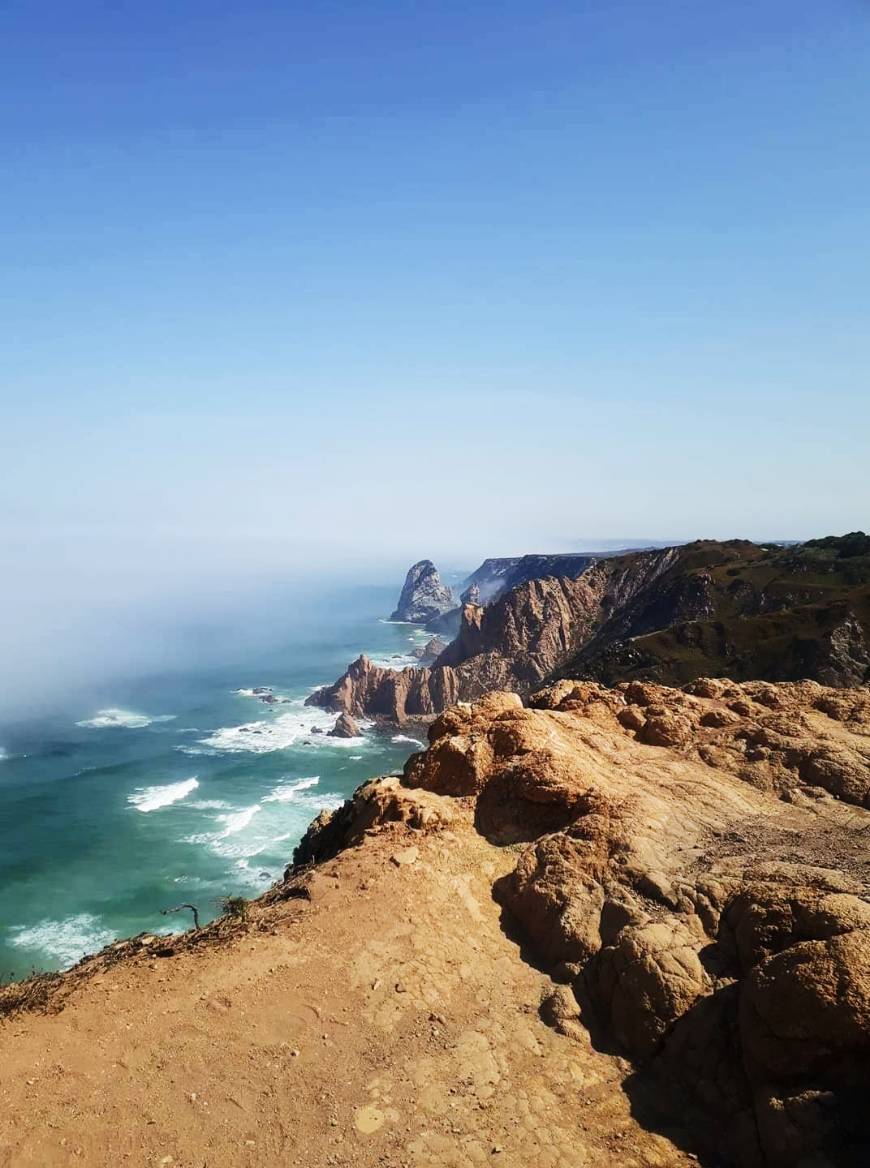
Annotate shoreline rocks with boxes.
[328,712,360,738]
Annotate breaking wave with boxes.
[182,776,342,865]
[262,776,320,802]
[200,699,368,753]
[369,653,419,671]
[127,777,199,813]
[392,734,425,748]
[217,805,262,836]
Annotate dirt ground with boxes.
[0,818,695,1168]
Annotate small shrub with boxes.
[220,895,249,922]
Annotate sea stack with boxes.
[390,560,455,623]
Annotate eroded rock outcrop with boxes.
[328,712,360,738]
[303,678,870,1166]
[320,538,870,723]
[411,636,448,664]
[390,560,454,623]
[7,676,869,1166]
[309,572,611,721]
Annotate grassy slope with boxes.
[573,537,870,686]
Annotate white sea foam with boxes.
[391,734,425,748]
[216,805,261,836]
[369,654,419,671]
[8,913,115,968]
[76,708,176,730]
[0,747,7,762]
[200,699,369,753]
[128,776,199,813]
[183,777,343,865]
[263,776,320,802]
[235,687,287,704]
[233,857,283,889]
[188,799,232,811]
[185,803,266,861]
[175,745,219,757]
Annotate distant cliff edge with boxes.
[309,536,870,722]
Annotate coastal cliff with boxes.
[307,566,607,722]
[6,677,867,1167]
[311,537,870,722]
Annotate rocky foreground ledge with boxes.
[2,678,868,1167]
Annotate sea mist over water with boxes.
[0,529,414,728]
[0,523,691,728]
[0,568,427,978]
[4,387,861,729]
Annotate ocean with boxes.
[0,582,431,981]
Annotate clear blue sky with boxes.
[2,1,869,626]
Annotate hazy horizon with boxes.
[0,528,850,724]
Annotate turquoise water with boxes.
[0,583,429,980]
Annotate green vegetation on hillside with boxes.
[572,535,870,687]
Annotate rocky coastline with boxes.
[309,536,870,724]
[2,533,869,1167]
[5,674,867,1166]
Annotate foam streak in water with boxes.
[200,699,368,753]
[128,777,199,813]
[8,913,115,968]
[263,776,320,802]
[77,708,176,730]
[216,805,262,837]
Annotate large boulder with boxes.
[411,636,448,664]
[328,712,360,738]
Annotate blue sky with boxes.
[2,1,869,678]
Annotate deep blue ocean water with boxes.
[0,583,430,980]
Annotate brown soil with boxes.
[0,818,691,1168]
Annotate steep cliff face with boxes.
[308,571,609,722]
[316,537,870,723]
[389,559,454,623]
[306,652,466,722]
